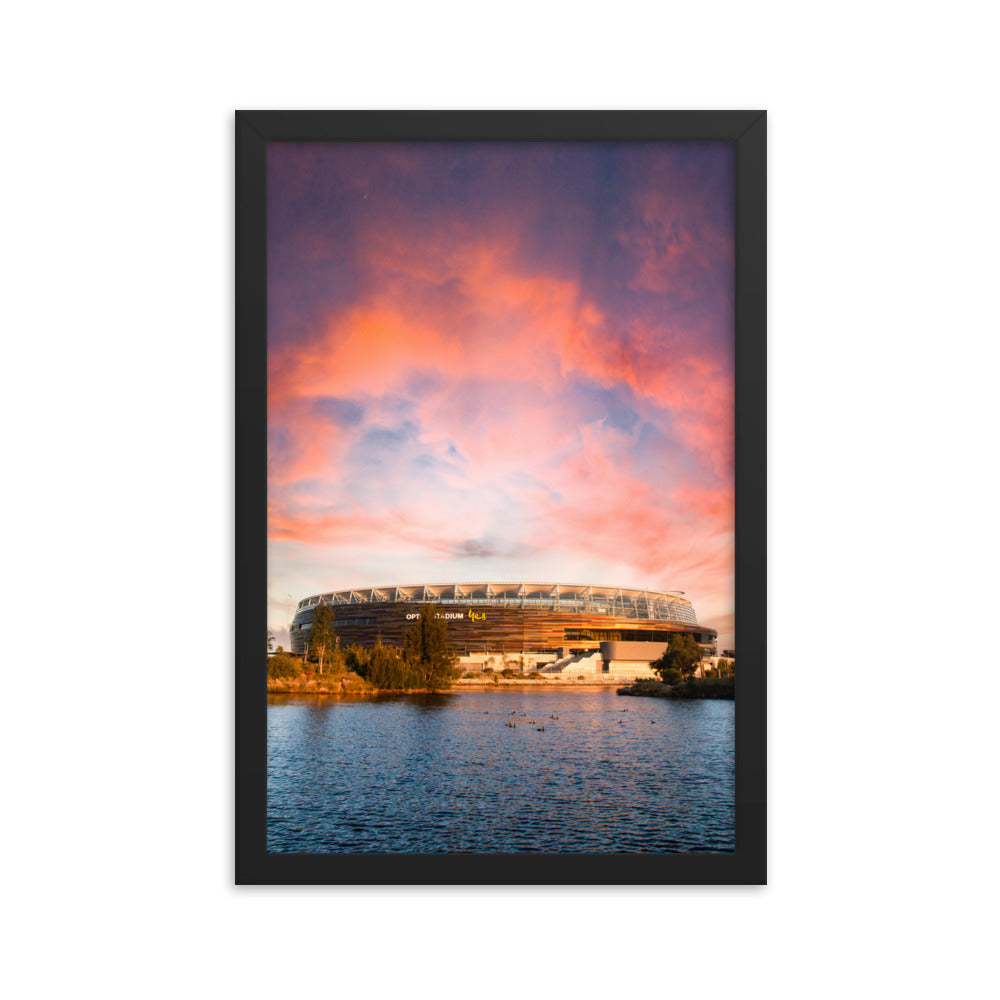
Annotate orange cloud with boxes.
[266,142,735,643]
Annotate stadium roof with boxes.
[297,582,693,609]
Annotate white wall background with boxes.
[2,3,997,998]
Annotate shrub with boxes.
[267,654,303,679]
[661,668,683,685]
[325,649,347,674]
[631,678,663,691]
[674,676,735,699]
[366,642,417,689]
[344,644,372,678]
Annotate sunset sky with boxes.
[267,141,735,650]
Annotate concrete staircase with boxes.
[541,651,604,676]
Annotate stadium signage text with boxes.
[405,609,486,622]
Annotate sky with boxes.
[267,142,735,651]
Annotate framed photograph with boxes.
[236,111,765,884]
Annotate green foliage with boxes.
[267,653,303,679]
[717,658,735,677]
[345,635,456,691]
[308,604,339,674]
[403,604,460,690]
[501,668,520,678]
[661,667,683,685]
[344,644,371,678]
[651,634,704,683]
[365,641,415,689]
[631,678,664,691]
[326,647,347,675]
[670,676,735,699]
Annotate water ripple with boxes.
[267,689,734,853]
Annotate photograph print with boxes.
[251,118,758,872]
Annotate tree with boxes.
[345,644,371,678]
[651,633,704,683]
[403,604,460,690]
[308,604,338,674]
[267,630,275,652]
[366,639,411,689]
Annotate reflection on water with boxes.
[267,688,734,853]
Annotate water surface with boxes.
[267,688,734,853]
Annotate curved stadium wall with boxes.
[289,582,717,659]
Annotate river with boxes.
[267,687,734,853]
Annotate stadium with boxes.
[289,582,719,678]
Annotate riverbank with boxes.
[266,672,635,695]
[617,677,735,699]
[266,676,464,696]
[267,671,371,695]
[453,675,625,689]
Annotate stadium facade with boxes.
[289,582,717,676]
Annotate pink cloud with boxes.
[267,144,735,642]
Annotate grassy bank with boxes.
[617,677,735,699]
[267,670,372,695]
[266,672,622,694]
[266,653,464,695]
[266,672,468,696]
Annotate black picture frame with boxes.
[236,110,766,885]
